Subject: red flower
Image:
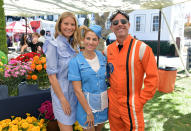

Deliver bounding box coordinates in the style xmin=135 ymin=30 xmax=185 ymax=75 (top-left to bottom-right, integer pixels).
xmin=38 ymin=100 xmax=55 ymax=121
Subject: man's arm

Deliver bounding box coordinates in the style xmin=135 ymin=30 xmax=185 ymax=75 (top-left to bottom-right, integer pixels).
xmin=139 ymin=45 xmax=159 ymax=105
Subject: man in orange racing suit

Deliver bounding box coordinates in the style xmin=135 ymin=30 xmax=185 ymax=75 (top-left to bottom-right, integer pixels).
xmin=107 ymin=10 xmax=159 ymax=131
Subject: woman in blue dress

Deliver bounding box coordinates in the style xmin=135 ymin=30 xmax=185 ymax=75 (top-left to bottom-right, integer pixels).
xmin=43 ymin=12 xmax=79 ymax=131
xmin=68 ymin=25 xmax=108 ymax=131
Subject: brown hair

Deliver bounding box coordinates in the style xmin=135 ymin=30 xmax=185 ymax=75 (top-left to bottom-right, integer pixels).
xmin=32 ymin=32 xmax=40 ymax=38
xmin=55 ymin=12 xmax=79 ymax=51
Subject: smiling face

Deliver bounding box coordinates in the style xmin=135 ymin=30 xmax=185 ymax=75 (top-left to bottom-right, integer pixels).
xmin=110 ymin=13 xmax=130 ymax=41
xmin=60 ymin=16 xmax=76 ymax=40
xmin=83 ymin=31 xmax=99 ymax=52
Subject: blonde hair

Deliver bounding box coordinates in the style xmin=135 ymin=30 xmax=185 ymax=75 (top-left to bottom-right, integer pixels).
xmin=55 ymin=12 xmax=79 ymax=51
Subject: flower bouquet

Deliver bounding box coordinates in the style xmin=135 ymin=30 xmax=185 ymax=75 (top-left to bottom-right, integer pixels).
xmin=13 ymin=52 xmax=40 ymax=62
xmin=38 ymin=100 xmax=60 ymax=131
xmin=3 ymin=59 xmax=32 ymax=96
xmin=38 ymin=100 xmax=54 ymax=121
xmin=0 ymin=113 xmax=47 ymax=131
xmin=26 ymin=55 xmax=50 ymax=90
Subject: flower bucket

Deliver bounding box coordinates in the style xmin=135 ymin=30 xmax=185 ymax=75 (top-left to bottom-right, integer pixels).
xmin=47 ymin=120 xmax=59 ymax=131
xmin=8 ymin=84 xmax=19 ymax=96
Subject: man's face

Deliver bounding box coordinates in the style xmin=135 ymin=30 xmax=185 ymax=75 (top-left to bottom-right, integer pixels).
xmin=110 ymin=13 xmax=130 ymax=39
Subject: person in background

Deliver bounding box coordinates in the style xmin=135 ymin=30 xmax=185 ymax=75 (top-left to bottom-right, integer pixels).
xmin=68 ymin=25 xmax=108 ymax=131
xmin=43 ymin=12 xmax=79 ymax=131
xmin=38 ymin=29 xmax=46 ymax=43
xmin=107 ymin=10 xmax=159 ymax=131
xmin=21 ymin=33 xmax=43 ymax=54
xmin=6 ymin=35 xmax=12 ymax=47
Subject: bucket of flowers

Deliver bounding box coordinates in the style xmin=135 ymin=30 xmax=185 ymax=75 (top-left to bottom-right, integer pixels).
xmin=0 ymin=113 xmax=47 ymax=130
xmin=3 ymin=59 xmax=32 ymax=96
xmin=26 ymin=55 xmax=50 ymax=90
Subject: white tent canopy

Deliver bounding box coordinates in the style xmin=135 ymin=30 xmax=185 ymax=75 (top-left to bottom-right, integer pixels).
xmin=3 ymin=0 xmax=191 ymax=76
xmin=3 ymin=0 xmax=191 ymax=16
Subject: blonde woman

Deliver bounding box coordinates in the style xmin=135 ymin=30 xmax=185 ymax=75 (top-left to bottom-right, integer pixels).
xmin=68 ymin=25 xmax=108 ymax=131
xmin=43 ymin=12 xmax=79 ymax=131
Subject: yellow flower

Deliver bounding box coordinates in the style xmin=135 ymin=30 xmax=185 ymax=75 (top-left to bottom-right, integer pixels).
xmin=0 ymin=62 xmax=3 ymax=66
xmin=1 ymin=56 xmax=5 ymax=60
xmin=5 ymin=119 xmax=11 ymax=123
xmin=15 ymin=117 xmax=21 ymax=122
xmin=0 ymin=125 xmax=2 ymax=131
xmin=26 ymin=113 xmax=31 ymax=116
xmin=39 ymin=119 xmax=44 ymax=124
xmin=21 ymin=122 xmax=29 ymax=129
xmin=11 ymin=125 xmax=18 ymax=131
xmin=26 ymin=117 xmax=33 ymax=123
xmin=31 ymin=117 xmax=37 ymax=122
xmin=1 ymin=122 xmax=8 ymax=128
xmin=12 ymin=119 xmax=19 ymax=125
xmin=31 ymin=126 xmax=40 ymax=131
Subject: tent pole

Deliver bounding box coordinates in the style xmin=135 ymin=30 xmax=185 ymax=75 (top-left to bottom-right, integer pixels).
xmin=161 ymin=10 xmax=190 ymax=76
xmin=157 ymin=9 xmax=162 ymax=67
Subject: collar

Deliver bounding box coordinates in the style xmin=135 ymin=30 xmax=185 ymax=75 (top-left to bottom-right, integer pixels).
xmin=115 ymin=34 xmax=133 ymax=47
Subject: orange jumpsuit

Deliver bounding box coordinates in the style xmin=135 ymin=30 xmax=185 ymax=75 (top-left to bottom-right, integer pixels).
xmin=107 ymin=35 xmax=159 ymax=131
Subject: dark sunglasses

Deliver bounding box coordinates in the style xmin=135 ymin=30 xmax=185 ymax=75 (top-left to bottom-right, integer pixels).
xmin=112 ymin=19 xmax=128 ymax=26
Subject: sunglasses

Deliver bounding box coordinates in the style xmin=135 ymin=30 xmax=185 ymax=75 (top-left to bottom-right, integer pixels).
xmin=112 ymin=19 xmax=128 ymax=26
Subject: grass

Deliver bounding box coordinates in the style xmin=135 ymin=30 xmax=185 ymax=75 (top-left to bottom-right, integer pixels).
xmin=102 ymin=70 xmax=191 ymax=131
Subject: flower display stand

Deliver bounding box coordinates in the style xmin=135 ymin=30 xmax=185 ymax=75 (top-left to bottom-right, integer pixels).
xmin=0 ymin=85 xmax=8 ymax=99
xmin=0 ymin=84 xmax=51 ymax=120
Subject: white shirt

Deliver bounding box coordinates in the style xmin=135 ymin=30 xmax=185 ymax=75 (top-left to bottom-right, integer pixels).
xmin=38 ymin=36 xmax=45 ymax=43
xmin=86 ymin=54 xmax=100 ymax=72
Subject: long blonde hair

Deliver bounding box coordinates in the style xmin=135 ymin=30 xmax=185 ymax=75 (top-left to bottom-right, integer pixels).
xmin=55 ymin=12 xmax=79 ymax=51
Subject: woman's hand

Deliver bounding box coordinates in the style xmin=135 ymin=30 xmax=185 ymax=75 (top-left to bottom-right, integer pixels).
xmin=60 ymin=98 xmax=71 ymax=116
xmin=84 ymin=111 xmax=94 ymax=127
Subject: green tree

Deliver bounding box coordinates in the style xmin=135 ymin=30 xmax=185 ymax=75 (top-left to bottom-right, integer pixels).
xmin=0 ymin=0 xmax=8 ymax=55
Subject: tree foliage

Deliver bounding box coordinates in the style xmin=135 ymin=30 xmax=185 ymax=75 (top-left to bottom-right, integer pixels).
xmin=0 ymin=0 xmax=8 ymax=55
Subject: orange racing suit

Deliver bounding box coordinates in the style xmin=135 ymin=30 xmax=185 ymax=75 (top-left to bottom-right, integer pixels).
xmin=107 ymin=35 xmax=158 ymax=131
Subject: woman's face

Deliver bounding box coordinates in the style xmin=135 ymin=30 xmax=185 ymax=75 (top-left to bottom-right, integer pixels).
xmin=83 ymin=31 xmax=99 ymax=52
xmin=60 ymin=16 xmax=76 ymax=40
xmin=32 ymin=35 xmax=39 ymax=44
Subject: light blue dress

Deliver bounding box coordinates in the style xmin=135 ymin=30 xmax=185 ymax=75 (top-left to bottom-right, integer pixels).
xmin=68 ymin=50 xmax=108 ymax=128
xmin=43 ymin=35 xmax=77 ymax=125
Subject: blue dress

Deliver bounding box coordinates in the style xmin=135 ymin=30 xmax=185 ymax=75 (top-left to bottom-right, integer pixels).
xmin=43 ymin=35 xmax=77 ymax=125
xmin=68 ymin=50 xmax=108 ymax=128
